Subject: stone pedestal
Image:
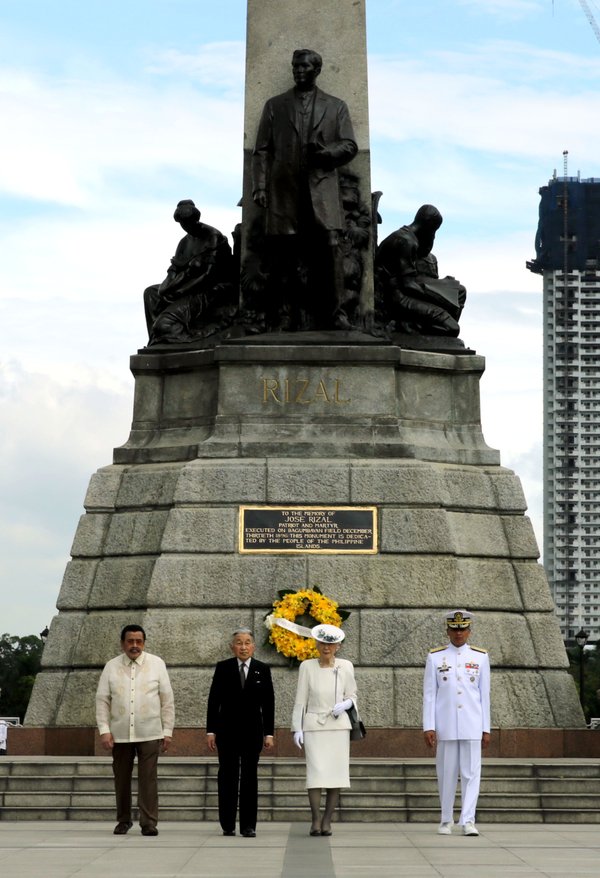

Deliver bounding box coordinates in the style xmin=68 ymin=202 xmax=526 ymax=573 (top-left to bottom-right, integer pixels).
xmin=25 ymin=338 xmax=585 ymax=746
xmin=116 ymin=336 xmax=496 ymax=464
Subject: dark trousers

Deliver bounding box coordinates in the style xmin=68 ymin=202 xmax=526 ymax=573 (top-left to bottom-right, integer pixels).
xmin=112 ymin=739 xmax=160 ymax=828
xmin=264 ymin=228 xmax=345 ymax=331
xmin=216 ymin=741 xmax=260 ymax=832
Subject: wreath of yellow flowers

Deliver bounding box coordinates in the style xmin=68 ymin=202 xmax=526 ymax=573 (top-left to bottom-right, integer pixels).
xmin=264 ymin=587 xmax=350 ymax=662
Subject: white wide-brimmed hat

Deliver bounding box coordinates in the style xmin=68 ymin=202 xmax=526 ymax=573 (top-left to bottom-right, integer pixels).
xmin=311 ymin=624 xmax=345 ymax=644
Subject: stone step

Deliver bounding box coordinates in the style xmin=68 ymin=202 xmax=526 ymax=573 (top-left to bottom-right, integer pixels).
xmin=6 ymin=760 xmax=600 ymax=778
xmin=2 ymin=789 xmax=599 ymax=808
xmin=2 ymin=803 xmax=600 ymax=824
xmin=5 ymin=773 xmax=600 ymax=795
xmin=2 ymin=759 xmax=600 ymax=822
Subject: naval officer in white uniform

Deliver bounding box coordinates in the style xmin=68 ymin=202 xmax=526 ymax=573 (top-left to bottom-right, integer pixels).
xmin=423 ymin=609 xmax=490 ymax=837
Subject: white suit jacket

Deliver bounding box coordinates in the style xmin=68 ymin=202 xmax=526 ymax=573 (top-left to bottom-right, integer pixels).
xmin=291 ymin=658 xmax=357 ymax=732
xmin=423 ymin=642 xmax=490 ymax=741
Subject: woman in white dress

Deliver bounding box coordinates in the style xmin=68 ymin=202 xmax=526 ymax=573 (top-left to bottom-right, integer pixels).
xmin=291 ymin=624 xmax=358 ymax=836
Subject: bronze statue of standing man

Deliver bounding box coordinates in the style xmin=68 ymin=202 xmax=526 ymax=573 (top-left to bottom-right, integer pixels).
xmin=251 ymin=49 xmax=358 ymax=331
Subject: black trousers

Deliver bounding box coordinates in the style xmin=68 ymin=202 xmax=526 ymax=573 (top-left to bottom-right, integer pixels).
xmin=216 ymin=740 xmax=261 ymax=832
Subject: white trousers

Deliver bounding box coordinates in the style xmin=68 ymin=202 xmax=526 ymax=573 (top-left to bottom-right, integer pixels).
xmin=435 ymin=739 xmax=481 ymax=825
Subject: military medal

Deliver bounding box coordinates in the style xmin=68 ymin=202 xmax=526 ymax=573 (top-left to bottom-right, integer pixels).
xmin=438 ymin=658 xmax=450 ymax=681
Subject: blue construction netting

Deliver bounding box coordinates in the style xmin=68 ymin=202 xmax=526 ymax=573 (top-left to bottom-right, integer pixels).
xmin=528 ymin=177 xmax=600 ymax=273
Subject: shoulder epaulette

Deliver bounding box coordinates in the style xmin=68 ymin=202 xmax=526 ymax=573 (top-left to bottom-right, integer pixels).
xmin=470 ymin=646 xmax=488 ymax=653
xmin=429 ymin=645 xmax=447 ymax=653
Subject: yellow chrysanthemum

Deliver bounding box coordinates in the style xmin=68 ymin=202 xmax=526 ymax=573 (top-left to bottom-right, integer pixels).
xmin=268 ymin=589 xmax=344 ymax=661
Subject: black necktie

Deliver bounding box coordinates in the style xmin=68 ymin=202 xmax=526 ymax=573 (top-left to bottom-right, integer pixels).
xmin=240 ymin=662 xmax=246 ymax=688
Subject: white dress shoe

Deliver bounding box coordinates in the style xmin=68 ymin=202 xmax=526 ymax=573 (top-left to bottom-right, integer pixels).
xmin=437 ymin=822 xmax=452 ymax=835
xmin=463 ymin=822 xmax=479 ymax=836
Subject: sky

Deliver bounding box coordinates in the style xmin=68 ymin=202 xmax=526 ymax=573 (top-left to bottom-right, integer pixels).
xmin=1 ymin=0 xmax=600 ymax=637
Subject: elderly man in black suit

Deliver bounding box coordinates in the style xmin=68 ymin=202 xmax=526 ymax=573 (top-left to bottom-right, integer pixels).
xmin=251 ymin=48 xmax=358 ymax=330
xmin=206 ymin=628 xmax=275 ymax=837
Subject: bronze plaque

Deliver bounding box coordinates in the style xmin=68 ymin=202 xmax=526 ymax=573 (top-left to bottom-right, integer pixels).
xmin=239 ymin=506 xmax=377 ymax=554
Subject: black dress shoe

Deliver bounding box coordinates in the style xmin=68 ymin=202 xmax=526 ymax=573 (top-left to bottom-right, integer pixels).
xmin=141 ymin=826 xmax=159 ymax=836
xmin=113 ymin=821 xmax=133 ymax=835
xmin=222 ymin=830 xmax=236 ymax=836
xmin=241 ymin=828 xmax=256 ymax=837
xmin=320 ymin=829 xmax=332 ymax=836
xmin=309 ymin=829 xmax=321 ymax=837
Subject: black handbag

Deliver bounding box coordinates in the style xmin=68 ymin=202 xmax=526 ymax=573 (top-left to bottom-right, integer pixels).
xmin=346 ymin=703 xmax=366 ymax=741
xmin=335 ymin=666 xmax=366 ymax=740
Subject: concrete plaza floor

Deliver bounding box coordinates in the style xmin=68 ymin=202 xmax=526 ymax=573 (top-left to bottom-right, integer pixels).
xmin=1 ymin=821 xmax=600 ymax=878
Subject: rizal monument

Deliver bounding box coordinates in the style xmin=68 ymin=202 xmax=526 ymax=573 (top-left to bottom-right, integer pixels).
xmin=23 ymin=0 xmax=586 ymax=757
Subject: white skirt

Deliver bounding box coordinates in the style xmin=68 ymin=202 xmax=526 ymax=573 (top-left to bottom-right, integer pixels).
xmin=304 ymin=729 xmax=350 ymax=789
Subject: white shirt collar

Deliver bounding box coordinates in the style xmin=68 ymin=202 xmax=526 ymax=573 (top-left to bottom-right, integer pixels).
xmin=121 ymin=651 xmax=146 ymax=667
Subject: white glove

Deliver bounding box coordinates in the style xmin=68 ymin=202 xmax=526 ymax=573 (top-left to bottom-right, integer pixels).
xmin=293 ymin=731 xmax=304 ymax=749
xmin=332 ymin=698 xmax=353 ymax=717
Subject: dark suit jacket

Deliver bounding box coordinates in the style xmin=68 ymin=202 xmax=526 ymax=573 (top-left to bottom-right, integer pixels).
xmin=252 ymin=86 xmax=357 ymax=235
xmin=206 ymin=657 xmax=275 ymax=752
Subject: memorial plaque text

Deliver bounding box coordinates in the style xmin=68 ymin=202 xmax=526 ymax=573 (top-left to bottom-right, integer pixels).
xmin=239 ymin=506 xmax=377 ymax=553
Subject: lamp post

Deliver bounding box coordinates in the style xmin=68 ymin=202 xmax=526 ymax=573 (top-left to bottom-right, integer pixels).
xmin=575 ymin=628 xmax=589 ymax=713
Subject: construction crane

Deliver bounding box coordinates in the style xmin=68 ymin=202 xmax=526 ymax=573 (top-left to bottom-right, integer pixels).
xmin=552 ymin=0 xmax=600 ymax=44
xmin=578 ymin=0 xmax=600 ymax=44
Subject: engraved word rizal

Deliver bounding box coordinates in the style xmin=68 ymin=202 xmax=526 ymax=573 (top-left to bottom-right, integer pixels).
xmin=261 ymin=377 xmax=350 ymax=405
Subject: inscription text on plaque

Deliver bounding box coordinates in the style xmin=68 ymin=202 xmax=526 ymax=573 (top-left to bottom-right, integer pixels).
xmin=239 ymin=506 xmax=377 ymax=553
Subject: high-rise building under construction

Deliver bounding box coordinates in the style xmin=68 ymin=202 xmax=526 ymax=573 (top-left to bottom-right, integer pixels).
xmin=528 ymin=169 xmax=600 ymax=642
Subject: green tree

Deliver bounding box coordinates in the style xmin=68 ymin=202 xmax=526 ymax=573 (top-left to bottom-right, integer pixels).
xmin=566 ymin=645 xmax=600 ymax=723
xmin=0 ymin=634 xmax=44 ymax=722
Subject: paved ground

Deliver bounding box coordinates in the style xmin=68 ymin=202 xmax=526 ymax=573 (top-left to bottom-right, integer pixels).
xmin=1 ymin=822 xmax=600 ymax=877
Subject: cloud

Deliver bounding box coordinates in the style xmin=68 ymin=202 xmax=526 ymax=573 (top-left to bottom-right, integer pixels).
xmin=0 ymin=45 xmax=245 ymax=208
xmin=459 ymin=288 xmax=544 ymax=548
xmin=368 ymin=38 xmax=600 ymax=283
xmin=0 ymin=201 xmax=240 ymax=307
xmin=146 ymin=41 xmax=245 ymax=91
xmin=368 ymin=42 xmax=600 ymax=165
xmin=0 ymin=361 xmax=132 ymax=636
